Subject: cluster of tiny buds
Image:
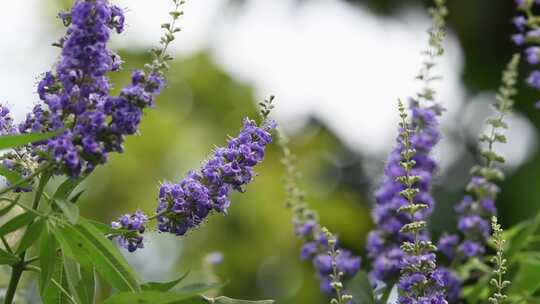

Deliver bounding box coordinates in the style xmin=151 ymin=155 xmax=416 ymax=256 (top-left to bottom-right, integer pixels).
xmin=147 ymin=0 xmax=186 ymax=73
xmin=323 ymin=228 xmax=353 ymax=304
xmin=488 ymin=216 xmax=510 ymax=304
xmin=259 ymin=95 xmax=275 ymax=121
xmin=513 ymin=0 xmax=540 ymax=108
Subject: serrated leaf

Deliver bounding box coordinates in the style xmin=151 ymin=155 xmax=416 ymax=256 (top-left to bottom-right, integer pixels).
xmin=104 ymin=282 xmax=222 ymax=304
xmin=345 ymin=271 xmax=375 ymax=304
xmin=15 ymin=217 xmax=46 ymax=254
xmin=0 ymin=131 xmax=59 ymax=150
xmin=141 ymin=270 xmax=190 ymax=291
xmin=0 ymin=212 xmax=37 ymax=237
xmin=55 ymin=219 xmax=141 ymax=292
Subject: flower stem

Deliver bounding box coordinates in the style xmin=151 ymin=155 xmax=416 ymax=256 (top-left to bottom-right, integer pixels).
xmin=3 ymin=167 xmax=50 ymax=304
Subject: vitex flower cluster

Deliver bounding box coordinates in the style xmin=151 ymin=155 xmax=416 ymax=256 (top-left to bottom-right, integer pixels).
xmin=435 ymin=55 xmax=520 ymax=300
xmin=4 ymin=0 xmax=184 ymax=179
xmin=366 ymin=0 xmax=447 ymax=283
xmin=394 ymin=101 xmax=448 ymax=304
xmin=111 ymin=98 xmax=276 ymax=252
xmin=513 ymin=0 xmax=540 ymax=108
xmin=279 ymin=130 xmax=360 ymax=299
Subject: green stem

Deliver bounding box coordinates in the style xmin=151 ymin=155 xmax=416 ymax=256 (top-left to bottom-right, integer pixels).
xmin=148 ymin=209 xmax=168 ymax=221
xmin=4 ymin=266 xmax=24 ymax=304
xmin=3 ymin=167 xmax=50 ymax=304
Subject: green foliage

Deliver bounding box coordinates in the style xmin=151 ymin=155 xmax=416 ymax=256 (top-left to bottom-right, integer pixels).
xmin=205 ymin=297 xmax=275 ymax=304
xmin=344 ymin=271 xmax=375 ymax=304
xmin=0 ymin=212 xmax=37 ymax=237
xmin=141 ymin=271 xmax=191 ymax=291
xmin=54 ymin=218 xmax=141 ymax=292
xmin=15 ymin=217 xmax=45 ymax=254
xmin=39 ymin=225 xmax=58 ymax=295
xmin=103 ymin=282 xmax=222 ymax=304
xmin=0 ymin=131 xmax=59 ymax=151
xmin=0 ymin=248 xmax=19 ymax=266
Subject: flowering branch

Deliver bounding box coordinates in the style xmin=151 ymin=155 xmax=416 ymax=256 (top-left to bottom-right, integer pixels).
xmin=395 ymin=100 xmax=447 ymax=304
xmin=452 ymin=54 xmax=520 ymax=262
xmin=488 ymin=216 xmax=510 ymax=304
xmin=278 ymin=130 xmax=360 ymax=299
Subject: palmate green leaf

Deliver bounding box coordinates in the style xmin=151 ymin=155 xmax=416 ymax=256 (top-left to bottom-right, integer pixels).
xmin=345 ymin=271 xmax=375 ymax=304
xmin=0 ymin=131 xmax=59 ymax=150
xmin=0 ymin=212 xmax=37 ymax=237
xmin=104 ymin=282 xmax=222 ymax=304
xmin=209 ymin=297 xmax=275 ymax=304
xmin=15 ymin=217 xmax=46 ymax=254
xmin=0 ymin=247 xmax=19 ymax=265
xmin=54 ymin=219 xmax=141 ymax=292
xmin=141 ymin=270 xmax=190 ymax=291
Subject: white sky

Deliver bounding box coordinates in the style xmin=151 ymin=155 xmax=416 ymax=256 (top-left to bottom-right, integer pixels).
xmin=0 ymin=0 xmax=536 ymax=170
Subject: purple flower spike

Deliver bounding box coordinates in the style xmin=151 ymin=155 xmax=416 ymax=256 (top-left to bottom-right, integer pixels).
xmin=156 ymin=118 xmax=275 ymax=236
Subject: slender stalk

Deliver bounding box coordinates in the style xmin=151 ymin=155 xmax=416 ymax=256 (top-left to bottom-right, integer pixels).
xmin=3 ymin=167 xmax=50 ymax=304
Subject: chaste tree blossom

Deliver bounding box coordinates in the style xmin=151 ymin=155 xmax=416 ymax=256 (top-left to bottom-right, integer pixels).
xmin=111 ymin=98 xmax=276 ymax=252
xmin=366 ymin=0 xmax=447 ymax=283
xmin=395 ymin=101 xmax=448 ymax=304
xmin=155 ymin=117 xmax=275 ymax=235
xmin=279 ymin=129 xmax=360 ymax=299
xmin=13 ymin=0 xmax=172 ymax=178
xmin=513 ymin=0 xmax=540 ymax=108
xmin=441 ymin=55 xmax=520 ymax=265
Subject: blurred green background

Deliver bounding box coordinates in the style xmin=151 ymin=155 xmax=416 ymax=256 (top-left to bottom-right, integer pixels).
xmin=5 ymin=0 xmax=540 ymax=303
